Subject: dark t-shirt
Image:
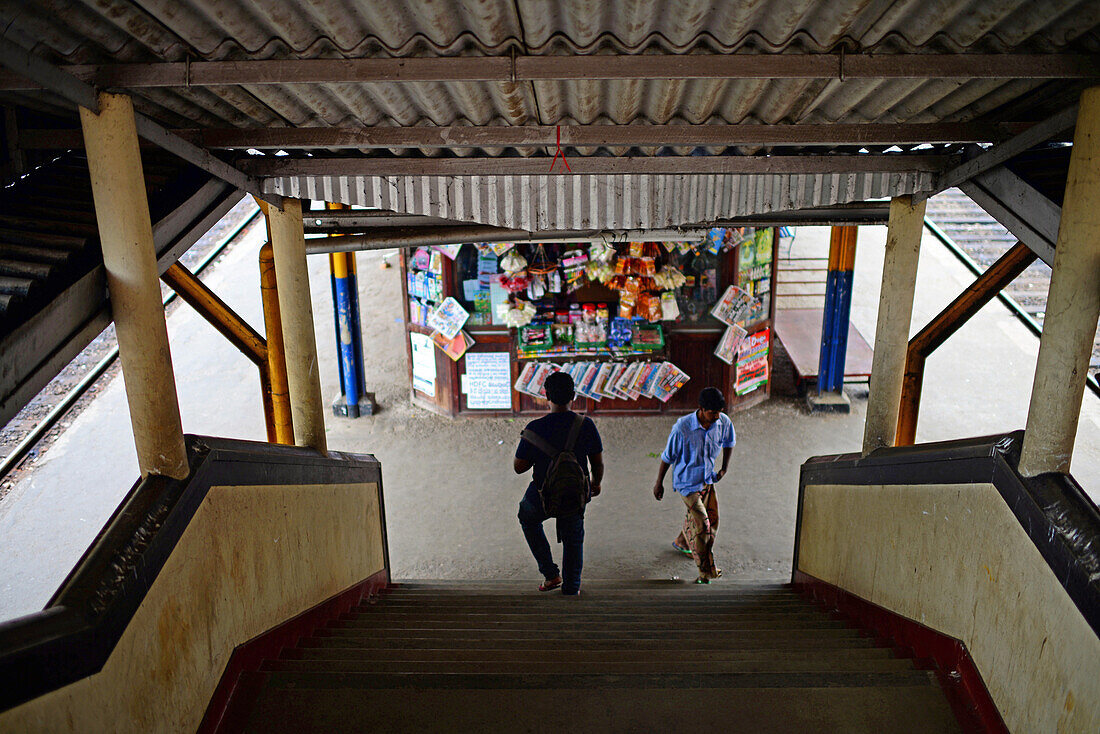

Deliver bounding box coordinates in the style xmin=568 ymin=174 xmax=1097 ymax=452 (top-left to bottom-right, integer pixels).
xmin=516 ymin=411 xmax=603 ymax=489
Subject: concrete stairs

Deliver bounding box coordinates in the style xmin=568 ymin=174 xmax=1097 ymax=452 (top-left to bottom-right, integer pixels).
xmin=218 ymin=580 xmax=962 ymax=733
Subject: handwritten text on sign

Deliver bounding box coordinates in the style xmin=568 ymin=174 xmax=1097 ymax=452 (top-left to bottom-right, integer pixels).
xmin=465 ymin=351 xmax=512 ymax=409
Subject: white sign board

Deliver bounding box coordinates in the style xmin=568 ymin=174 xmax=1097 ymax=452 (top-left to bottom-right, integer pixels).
xmin=409 ymin=332 xmax=436 ymax=396
xmin=464 ymin=351 xmax=512 ymax=409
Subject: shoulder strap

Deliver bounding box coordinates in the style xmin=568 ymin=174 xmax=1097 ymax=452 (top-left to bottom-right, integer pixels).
xmin=564 ymin=413 xmax=585 ymax=452
xmin=521 ymin=413 xmax=586 ymax=457
xmin=520 ymin=428 xmax=559 ymax=458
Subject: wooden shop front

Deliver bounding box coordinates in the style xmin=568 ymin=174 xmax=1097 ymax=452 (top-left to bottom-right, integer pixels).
xmin=400 ymin=228 xmax=779 ymax=417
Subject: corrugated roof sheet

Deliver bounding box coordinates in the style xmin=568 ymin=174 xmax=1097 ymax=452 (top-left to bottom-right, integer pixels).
xmin=270 ymin=170 xmax=934 ymax=231
xmin=1 ymin=0 xmax=1097 ymax=145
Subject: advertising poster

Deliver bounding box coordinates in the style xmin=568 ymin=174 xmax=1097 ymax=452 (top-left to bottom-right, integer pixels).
xmin=409 ymin=332 xmax=437 ymax=397
xmin=735 ymin=328 xmax=770 ymax=395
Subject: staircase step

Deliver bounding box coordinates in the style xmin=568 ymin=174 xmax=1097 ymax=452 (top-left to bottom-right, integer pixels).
xmin=284 ymin=645 xmax=899 ymax=663
xmin=305 ymin=632 xmax=874 ymax=650
xmin=234 ymin=682 xmax=961 ymax=733
xmin=290 ymin=638 xmax=884 ymax=655
xmin=389 ymin=579 xmax=791 ymax=588
xmin=318 ymin=624 xmax=857 ymax=639
xmin=263 ymin=657 xmax=917 ymax=675
xmin=335 ymin=612 xmax=839 ymax=626
xmin=355 ymin=603 xmax=817 ymax=616
xmin=249 ymin=668 xmax=940 ymax=691
xmin=379 ymin=591 xmax=803 ymax=601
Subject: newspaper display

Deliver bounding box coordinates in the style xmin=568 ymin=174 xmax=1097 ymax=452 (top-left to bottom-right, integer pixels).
xmin=714 ymin=323 xmax=748 ymax=365
xmin=710 ymin=285 xmax=755 ymax=326
xmin=651 ymin=362 xmax=690 ymax=402
xmin=514 ymin=360 xmax=689 ymax=403
xmin=426 ymin=297 xmax=470 ymax=340
xmin=431 ymin=329 xmax=475 ymax=361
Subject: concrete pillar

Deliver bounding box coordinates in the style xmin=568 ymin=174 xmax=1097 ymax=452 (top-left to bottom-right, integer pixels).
xmin=863 ymin=195 xmax=927 ymax=455
xmin=263 ymin=197 xmax=327 ymax=454
xmin=1019 ymin=88 xmax=1100 ymax=477
xmin=79 ymin=93 xmax=188 ymax=479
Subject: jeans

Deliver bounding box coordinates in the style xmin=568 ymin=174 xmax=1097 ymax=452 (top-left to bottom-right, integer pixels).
xmin=518 ymin=483 xmax=585 ymax=594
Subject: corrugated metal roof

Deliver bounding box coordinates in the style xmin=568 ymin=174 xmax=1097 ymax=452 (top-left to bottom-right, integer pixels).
xmin=1 ymin=0 xmax=1096 ymax=143
xmin=1 ymin=1 xmax=1095 ymax=228
xmin=270 ymin=170 xmax=933 ymax=231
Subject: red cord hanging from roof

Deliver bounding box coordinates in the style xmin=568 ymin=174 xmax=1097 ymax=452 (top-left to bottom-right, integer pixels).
xmin=549 ymin=125 xmax=571 ymax=172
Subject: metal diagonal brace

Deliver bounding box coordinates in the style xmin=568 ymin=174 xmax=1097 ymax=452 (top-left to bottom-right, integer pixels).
xmin=0 ymin=36 xmax=268 ymax=202
xmin=895 ymin=242 xmax=1037 ymax=446
xmin=930 ymin=106 xmax=1078 ymax=196
xmin=160 ymin=263 xmax=285 ymax=444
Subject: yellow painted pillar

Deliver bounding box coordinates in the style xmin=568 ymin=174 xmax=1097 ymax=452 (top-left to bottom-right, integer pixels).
xmin=260 ymin=197 xmax=327 ymax=454
xmin=1019 ymin=87 xmax=1100 ymax=477
xmin=79 ymin=92 xmax=188 ymax=479
xmin=863 ymin=195 xmax=927 ymax=456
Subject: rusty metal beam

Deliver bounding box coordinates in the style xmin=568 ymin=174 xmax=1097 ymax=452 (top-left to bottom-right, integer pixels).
xmin=895 ymin=242 xmax=1037 ymax=446
xmin=933 ymin=106 xmax=1079 ymax=194
xmin=14 ymin=122 xmax=1023 ymax=152
xmin=160 ymin=263 xmax=267 ymax=366
xmin=247 ymin=153 xmax=950 ymax=178
xmin=161 ymin=261 xmax=286 ymax=444
xmin=0 ymin=54 xmax=1097 ymax=91
xmin=0 ymin=37 xmax=264 ymax=198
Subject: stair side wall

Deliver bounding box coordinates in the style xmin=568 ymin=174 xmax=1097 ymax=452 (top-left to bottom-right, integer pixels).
xmin=0 ymin=480 xmax=386 ymax=734
xmin=796 ymin=481 xmax=1100 ymax=733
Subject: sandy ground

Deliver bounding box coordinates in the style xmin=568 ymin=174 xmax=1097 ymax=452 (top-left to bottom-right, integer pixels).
xmin=0 ymin=218 xmax=1097 ymax=620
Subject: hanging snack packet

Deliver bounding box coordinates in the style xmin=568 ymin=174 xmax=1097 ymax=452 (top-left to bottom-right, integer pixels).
xmin=618 ymin=289 xmax=636 ymax=319
xmin=660 ymin=291 xmax=680 ymax=321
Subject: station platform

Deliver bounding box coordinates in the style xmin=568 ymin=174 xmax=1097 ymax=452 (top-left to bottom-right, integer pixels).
xmin=774 ymin=308 xmax=874 ymax=386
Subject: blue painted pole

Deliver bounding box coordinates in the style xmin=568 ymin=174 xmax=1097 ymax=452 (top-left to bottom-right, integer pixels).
xmin=347 ymin=253 xmax=368 ymax=398
xmin=818 ymin=226 xmax=857 ymax=394
xmin=332 ymin=252 xmax=360 ymax=410
xmin=328 ymin=254 xmax=347 ymax=400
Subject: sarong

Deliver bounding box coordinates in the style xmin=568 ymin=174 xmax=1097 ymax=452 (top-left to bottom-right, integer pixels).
xmin=677 ymin=484 xmax=719 ymax=580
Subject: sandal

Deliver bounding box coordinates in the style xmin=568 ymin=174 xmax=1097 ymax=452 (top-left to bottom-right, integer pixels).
xmin=672 ymin=541 xmax=693 ymax=557
xmin=539 ymin=576 xmax=562 ymax=592
xmin=694 ymin=577 xmax=710 ymax=585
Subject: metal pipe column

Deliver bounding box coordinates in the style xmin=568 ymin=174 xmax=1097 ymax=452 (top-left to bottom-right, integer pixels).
xmin=330 ymin=250 xmax=361 ymax=414
xmin=258 ymin=196 xmax=327 ymax=454
xmin=325 ymin=202 xmax=375 ymax=418
xmin=78 ymin=92 xmax=188 ymax=479
xmin=259 ymin=243 xmax=294 ymax=444
xmin=817 ymin=226 xmax=858 ymax=394
xmin=863 ymin=195 xmax=926 ymax=456
xmin=1019 ymin=86 xmax=1100 ymax=476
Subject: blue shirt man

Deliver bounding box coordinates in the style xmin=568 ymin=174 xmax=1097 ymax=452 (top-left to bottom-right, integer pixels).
xmin=652 ymin=387 xmax=735 ymax=583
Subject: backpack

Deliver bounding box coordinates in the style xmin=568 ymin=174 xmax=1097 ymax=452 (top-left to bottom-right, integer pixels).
xmin=520 ymin=414 xmax=592 ymax=518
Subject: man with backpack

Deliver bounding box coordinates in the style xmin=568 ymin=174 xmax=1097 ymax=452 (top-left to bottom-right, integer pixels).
xmin=514 ymin=371 xmax=603 ymax=596
xmin=652 ymin=386 xmax=736 ymax=584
